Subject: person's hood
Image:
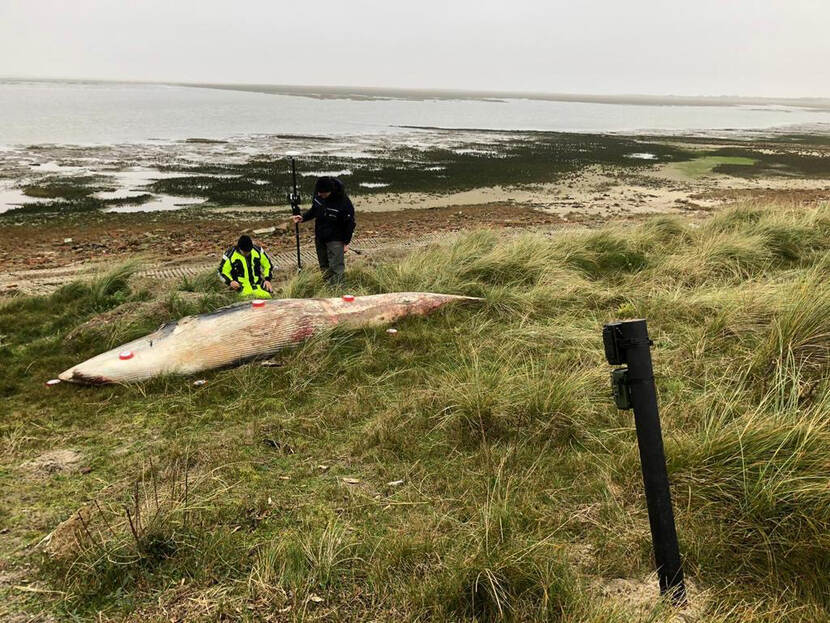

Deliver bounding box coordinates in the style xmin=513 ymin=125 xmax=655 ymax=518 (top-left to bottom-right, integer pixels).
xmin=329 ymin=177 xmax=346 ymax=197
xmin=315 ymin=175 xmax=345 ymax=196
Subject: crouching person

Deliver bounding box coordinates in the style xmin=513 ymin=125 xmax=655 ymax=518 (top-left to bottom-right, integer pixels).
xmin=218 ymin=235 xmax=274 ymax=298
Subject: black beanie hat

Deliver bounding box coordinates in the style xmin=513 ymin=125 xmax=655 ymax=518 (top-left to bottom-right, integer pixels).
xmin=237 ymin=235 xmax=253 ymax=252
xmin=316 ymin=176 xmax=335 ymax=193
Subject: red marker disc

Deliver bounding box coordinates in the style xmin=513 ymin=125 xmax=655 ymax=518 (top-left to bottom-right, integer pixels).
xmin=119 ymin=351 xmax=134 ymax=360
xmin=342 ymin=294 xmax=355 ymax=302
xmin=252 ymin=299 xmax=266 ymax=308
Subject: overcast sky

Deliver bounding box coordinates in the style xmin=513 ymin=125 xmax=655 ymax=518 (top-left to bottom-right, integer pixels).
xmin=1 ymin=0 xmax=828 ymax=97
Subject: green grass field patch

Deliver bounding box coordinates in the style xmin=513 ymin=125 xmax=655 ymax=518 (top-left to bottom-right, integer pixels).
xmin=674 ymin=156 xmax=757 ymax=178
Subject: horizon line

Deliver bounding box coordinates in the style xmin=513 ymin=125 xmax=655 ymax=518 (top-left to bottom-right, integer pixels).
xmin=2 ymin=75 xmax=830 ymax=106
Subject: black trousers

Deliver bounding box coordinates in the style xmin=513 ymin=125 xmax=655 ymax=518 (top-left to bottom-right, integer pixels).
xmin=315 ymin=239 xmax=345 ymax=283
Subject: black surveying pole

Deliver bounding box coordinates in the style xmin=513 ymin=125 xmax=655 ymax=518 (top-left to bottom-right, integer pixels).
xmin=287 ymin=158 xmax=302 ymax=271
xmin=602 ymin=319 xmax=686 ymax=606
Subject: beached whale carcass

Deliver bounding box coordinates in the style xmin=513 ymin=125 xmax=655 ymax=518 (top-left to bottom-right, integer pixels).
xmin=58 ymin=292 xmax=478 ymax=384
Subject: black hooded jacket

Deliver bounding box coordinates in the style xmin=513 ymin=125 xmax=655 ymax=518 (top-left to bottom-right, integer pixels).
xmin=301 ymin=177 xmax=356 ymax=245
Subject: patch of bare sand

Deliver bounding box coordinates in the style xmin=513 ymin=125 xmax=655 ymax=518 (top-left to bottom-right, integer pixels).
xmin=213 ymin=170 xmax=695 ymax=216
xmin=210 ymin=164 xmax=731 ymax=218
xmin=600 ymin=574 xmax=706 ymax=622
xmin=353 ymin=168 xmax=702 ymax=216
xmin=21 ymin=450 xmax=83 ymax=476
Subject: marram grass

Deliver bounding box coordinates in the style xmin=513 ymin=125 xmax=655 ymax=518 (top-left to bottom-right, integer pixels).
xmin=1 ymin=201 xmax=829 ymax=621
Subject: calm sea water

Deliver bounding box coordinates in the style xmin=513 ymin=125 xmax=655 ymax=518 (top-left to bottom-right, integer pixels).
xmin=2 ymin=80 xmax=829 ymax=214
xmin=2 ymin=80 xmax=830 ymax=146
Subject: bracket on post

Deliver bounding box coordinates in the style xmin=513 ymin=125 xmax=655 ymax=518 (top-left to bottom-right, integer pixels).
xmin=610 ymin=368 xmax=632 ymax=410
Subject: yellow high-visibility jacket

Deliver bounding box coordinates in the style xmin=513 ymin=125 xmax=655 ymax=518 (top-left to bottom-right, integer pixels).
xmin=218 ymin=244 xmax=274 ymax=297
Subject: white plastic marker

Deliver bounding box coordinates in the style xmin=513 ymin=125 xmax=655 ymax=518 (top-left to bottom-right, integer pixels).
xmin=386 ymin=328 xmax=398 ymax=334
xmin=45 ymin=379 xmax=61 ymax=386
xmin=193 ymin=379 xmax=207 ymax=386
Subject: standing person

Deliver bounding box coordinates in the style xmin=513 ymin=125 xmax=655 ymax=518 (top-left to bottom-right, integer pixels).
xmin=291 ymin=176 xmax=355 ymax=285
xmin=217 ymin=235 xmax=274 ymax=298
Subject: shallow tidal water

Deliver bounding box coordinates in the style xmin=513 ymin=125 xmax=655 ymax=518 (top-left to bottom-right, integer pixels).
xmin=3 ymin=80 xmax=830 ymax=146
xmin=2 ymin=80 xmax=829 ymax=214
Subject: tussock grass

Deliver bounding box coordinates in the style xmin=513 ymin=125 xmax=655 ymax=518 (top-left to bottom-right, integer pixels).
xmin=249 ymin=519 xmax=363 ymax=606
xmin=41 ymin=458 xmax=236 ymax=600
xmin=2 ymin=201 xmax=829 ymax=621
xmin=670 ymin=361 xmax=830 ymax=591
xmin=751 ymin=270 xmax=830 ymax=382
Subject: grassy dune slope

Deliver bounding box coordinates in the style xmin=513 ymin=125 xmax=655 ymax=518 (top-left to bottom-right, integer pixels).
xmin=1 ymin=203 xmax=829 ymax=621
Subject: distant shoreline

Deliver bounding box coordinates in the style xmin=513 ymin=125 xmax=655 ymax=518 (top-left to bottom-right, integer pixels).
xmin=173 ymin=82 xmax=830 ymax=110
xmin=3 ymin=76 xmax=830 ymax=110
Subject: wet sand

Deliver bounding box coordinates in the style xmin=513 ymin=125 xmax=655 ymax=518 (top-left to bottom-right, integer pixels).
xmin=214 ymin=163 xmax=830 ymax=217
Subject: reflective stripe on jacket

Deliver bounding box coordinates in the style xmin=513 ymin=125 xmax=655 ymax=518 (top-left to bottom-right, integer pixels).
xmin=217 ymin=245 xmax=274 ymax=294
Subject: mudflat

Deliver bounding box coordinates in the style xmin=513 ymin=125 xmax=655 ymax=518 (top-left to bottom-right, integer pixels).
xmin=1 ymin=128 xmax=829 ymax=293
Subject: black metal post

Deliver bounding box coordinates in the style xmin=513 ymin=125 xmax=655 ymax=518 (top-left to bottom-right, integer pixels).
xmin=603 ymin=319 xmax=686 ymax=605
xmin=288 ymin=158 xmax=302 ymax=271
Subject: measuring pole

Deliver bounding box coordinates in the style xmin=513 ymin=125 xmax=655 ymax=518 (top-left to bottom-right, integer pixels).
xmin=602 ymin=319 xmax=686 ymax=606
xmin=287 ymin=158 xmax=302 ymax=271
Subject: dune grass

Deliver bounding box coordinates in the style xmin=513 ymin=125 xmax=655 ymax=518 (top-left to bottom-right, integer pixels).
xmin=1 ymin=201 xmax=829 ymax=621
